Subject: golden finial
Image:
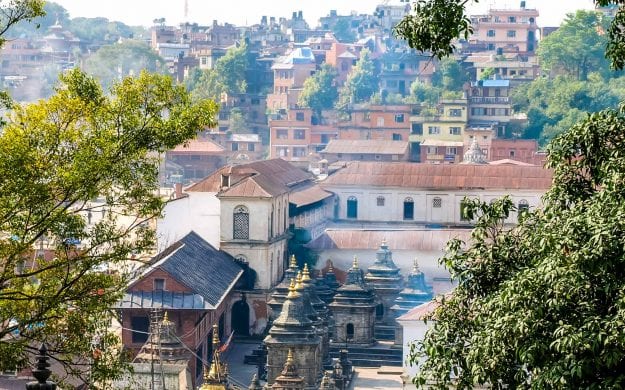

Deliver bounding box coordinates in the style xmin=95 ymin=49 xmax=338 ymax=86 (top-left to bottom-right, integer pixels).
xmin=287 ymin=278 xmax=297 ymax=298
xmin=302 ymin=263 xmax=311 ymax=282
xmin=413 ymin=257 xmax=420 ymax=273
xmin=352 ymin=255 xmax=359 ymax=269
xmin=203 ymin=364 xmax=211 ymax=380
xmin=295 ymin=271 xmax=303 ymax=290
xmin=162 ymin=311 xmax=170 ymax=324
xmin=212 ymin=324 xmax=219 ymax=347
xmin=286 ymin=348 xmax=294 ymax=365
xmin=290 ymin=254 xmax=297 ymax=268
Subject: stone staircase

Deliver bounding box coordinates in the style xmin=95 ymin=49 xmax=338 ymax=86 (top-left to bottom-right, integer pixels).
xmin=374 ymin=324 xmax=396 ymax=341
xmin=328 ymin=341 xmax=403 ymax=368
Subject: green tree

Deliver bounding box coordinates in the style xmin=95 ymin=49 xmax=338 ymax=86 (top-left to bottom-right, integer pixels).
xmin=298 ymin=63 xmax=338 ymax=118
xmin=336 ymin=49 xmax=379 ymax=114
xmin=332 ymin=19 xmax=356 ymax=43
xmin=538 ymin=10 xmax=611 ymax=81
xmin=228 ymin=107 xmax=247 ymax=134
xmin=0 ymin=69 xmax=217 ymax=384
xmin=431 ymin=57 xmax=467 ymax=91
xmin=479 ymin=67 xmax=495 ymax=80
xmin=4 ymin=0 xmax=56 ymax=40
xmin=68 ymin=17 xmax=146 ymax=43
xmin=83 ymin=40 xmax=166 ymax=90
xmin=191 ymin=43 xmax=248 ymax=100
xmin=411 ymin=105 xmax=625 ymax=387
xmin=405 ymin=80 xmax=441 ymax=106
xmin=394 ymin=0 xmax=625 ymax=72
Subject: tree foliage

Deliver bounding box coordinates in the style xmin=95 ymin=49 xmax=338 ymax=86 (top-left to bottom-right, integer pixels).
xmin=83 ymin=40 xmax=166 ymax=90
xmin=431 ymin=57 xmax=468 ymax=91
xmin=336 ymin=49 xmax=378 ymax=114
xmin=190 ymin=43 xmax=248 ymax=101
xmin=511 ymin=73 xmax=625 ymax=143
xmin=298 ymin=63 xmax=338 ymax=117
xmin=395 ymin=0 xmax=625 ymax=72
xmin=0 ymin=0 xmax=45 ymax=43
xmin=411 ymin=104 xmax=625 ymax=388
xmin=538 ymin=10 xmax=611 ymax=81
xmin=0 ymin=69 xmax=217 ymax=384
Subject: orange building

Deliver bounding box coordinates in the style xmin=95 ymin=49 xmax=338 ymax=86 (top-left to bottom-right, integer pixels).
xmin=267 ymin=47 xmax=316 ymax=111
xmin=338 ymin=104 xmax=411 ymax=142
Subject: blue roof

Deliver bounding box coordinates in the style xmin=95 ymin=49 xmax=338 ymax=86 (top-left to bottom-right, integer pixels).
xmin=286 ymin=47 xmax=315 ymax=64
xmin=475 ymin=79 xmax=510 ymax=87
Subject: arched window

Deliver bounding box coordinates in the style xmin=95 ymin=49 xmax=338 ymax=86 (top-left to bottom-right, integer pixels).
xmin=518 ymin=199 xmax=529 ymax=218
xmin=347 ymin=196 xmax=358 ymax=219
xmin=376 ymin=196 xmax=385 ymax=206
xmin=233 ymin=205 xmax=249 ymax=239
xmin=403 ymin=197 xmax=414 ymax=220
xmin=432 ymin=197 xmax=442 ymax=208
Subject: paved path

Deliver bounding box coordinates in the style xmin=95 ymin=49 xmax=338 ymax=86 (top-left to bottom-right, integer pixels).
xmin=351 ymin=367 xmax=406 ymax=389
xmin=222 ymin=341 xmax=262 ymax=387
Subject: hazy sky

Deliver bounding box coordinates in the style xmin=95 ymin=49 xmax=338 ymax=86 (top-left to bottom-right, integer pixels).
xmin=52 ymin=0 xmax=596 ymax=28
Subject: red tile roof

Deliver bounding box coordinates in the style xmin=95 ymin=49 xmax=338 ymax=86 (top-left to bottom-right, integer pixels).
xmin=185 ymin=158 xmax=312 ymax=197
xmin=397 ymin=300 xmax=441 ymax=321
xmin=289 ymin=185 xmax=334 ymax=207
xmin=321 ymin=161 xmax=552 ymax=190
xmin=169 ymin=138 xmax=225 ymax=154
xmin=305 ymin=229 xmax=472 ymax=251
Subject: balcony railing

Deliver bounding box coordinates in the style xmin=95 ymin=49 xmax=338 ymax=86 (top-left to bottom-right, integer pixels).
xmin=470 ymin=96 xmax=510 ymax=104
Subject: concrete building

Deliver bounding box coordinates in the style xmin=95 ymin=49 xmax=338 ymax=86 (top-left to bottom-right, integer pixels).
xmin=468 ymin=79 xmax=514 ymax=137
xmin=338 ymin=104 xmax=411 ymax=142
xmin=267 ymin=47 xmax=316 ymax=111
xmin=468 ymin=3 xmax=539 ymax=54
xmin=320 ymin=139 xmax=409 ymax=163
xmin=320 ymin=161 xmax=552 ymax=225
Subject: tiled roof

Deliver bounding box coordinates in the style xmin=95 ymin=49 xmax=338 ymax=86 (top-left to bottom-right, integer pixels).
xmin=305 ymin=229 xmax=472 ymax=251
xmin=321 ymin=139 xmax=408 ymax=155
xmin=397 ymin=300 xmax=441 ymax=321
xmin=186 ymin=158 xmax=312 ymax=197
xmin=125 ymin=232 xmax=242 ymax=309
xmin=289 ymin=184 xmax=333 ymax=207
xmin=489 ymin=159 xmax=535 ymax=166
xmin=170 ymin=139 xmax=225 ymax=154
xmin=321 ymin=161 xmax=552 ymax=190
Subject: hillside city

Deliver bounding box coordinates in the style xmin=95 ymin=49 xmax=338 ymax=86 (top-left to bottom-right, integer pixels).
xmin=1 ymin=0 xmax=624 ymax=389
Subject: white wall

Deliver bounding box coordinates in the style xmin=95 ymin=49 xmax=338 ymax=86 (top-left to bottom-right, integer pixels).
xmin=398 ymin=317 xmax=434 ymax=379
xmin=324 ymin=185 xmax=543 ymax=225
xmin=157 ymin=192 xmax=221 ymax=250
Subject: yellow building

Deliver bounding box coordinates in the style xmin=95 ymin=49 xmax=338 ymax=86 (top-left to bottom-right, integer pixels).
xmin=409 ymin=99 xmax=468 ymax=163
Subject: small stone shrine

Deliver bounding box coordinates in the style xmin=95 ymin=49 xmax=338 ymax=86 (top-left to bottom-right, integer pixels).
xmin=270 ymin=349 xmax=305 ymax=390
xmin=364 ymin=239 xmax=403 ymax=325
xmin=392 ymin=257 xmax=433 ymax=316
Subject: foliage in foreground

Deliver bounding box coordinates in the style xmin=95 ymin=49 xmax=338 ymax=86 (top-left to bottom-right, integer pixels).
xmin=0 ymin=69 xmax=217 ymax=385
xmin=411 ymin=104 xmax=625 ymax=388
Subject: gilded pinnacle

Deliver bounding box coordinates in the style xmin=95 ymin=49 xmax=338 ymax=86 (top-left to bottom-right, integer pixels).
xmin=290 ymin=254 xmax=297 ymax=268
xmin=302 ymin=263 xmax=311 ymax=281
xmin=287 ymin=278 xmax=297 ymax=298
xmin=286 ymin=348 xmax=294 ymax=365
xmin=352 ymin=255 xmax=359 ymax=269
xmin=295 ymin=271 xmax=303 ymax=290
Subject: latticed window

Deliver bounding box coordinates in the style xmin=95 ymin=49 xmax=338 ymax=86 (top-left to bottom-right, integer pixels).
xmin=376 ymin=196 xmax=385 ymax=206
xmin=432 ymin=197 xmax=442 ymax=208
xmin=233 ymin=205 xmax=249 ymax=239
xmin=518 ymin=199 xmax=529 ymax=218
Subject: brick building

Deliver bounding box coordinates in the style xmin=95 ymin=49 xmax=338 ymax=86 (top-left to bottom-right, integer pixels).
xmin=338 ymin=104 xmax=411 ymax=142
xmin=117 ymin=231 xmax=243 ymax=388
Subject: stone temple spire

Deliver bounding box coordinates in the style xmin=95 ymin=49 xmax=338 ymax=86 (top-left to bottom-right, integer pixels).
xmin=365 ymin=240 xmax=403 ymax=326
xmin=392 ymin=256 xmax=433 ymax=316
xmin=462 ymin=139 xmax=487 ymax=164
xmin=268 ymin=255 xmax=301 ymax=319
xmin=271 ymin=349 xmax=305 ymax=389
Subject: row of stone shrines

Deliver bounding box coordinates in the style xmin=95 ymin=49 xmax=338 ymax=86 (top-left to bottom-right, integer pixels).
xmin=262 ymin=240 xmax=433 ymax=388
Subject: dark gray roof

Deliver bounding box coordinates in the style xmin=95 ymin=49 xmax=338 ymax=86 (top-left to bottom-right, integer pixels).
xmin=126 ymin=231 xmax=242 ymax=309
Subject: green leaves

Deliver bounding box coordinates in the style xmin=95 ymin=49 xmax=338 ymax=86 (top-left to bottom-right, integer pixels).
xmin=298 ymin=63 xmax=338 ymax=117
xmin=0 ymin=69 xmax=216 ymax=383
xmin=410 ymin=106 xmax=625 ymax=387
xmin=394 ymin=0 xmax=476 ymax=59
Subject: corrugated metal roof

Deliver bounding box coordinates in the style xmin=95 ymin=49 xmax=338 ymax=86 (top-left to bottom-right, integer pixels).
xmin=321 ymin=161 xmax=552 ymax=190
xmin=117 ymin=291 xmax=211 ymax=309
xmin=421 ymin=139 xmax=464 ymax=147
xmin=290 ymin=184 xmax=333 ymax=207
xmin=397 ymin=300 xmax=441 ymax=321
xmin=321 ymin=140 xmax=408 ymax=155
xmin=305 ymin=229 xmax=472 ymax=251
xmin=170 ymin=139 xmax=225 ymax=154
